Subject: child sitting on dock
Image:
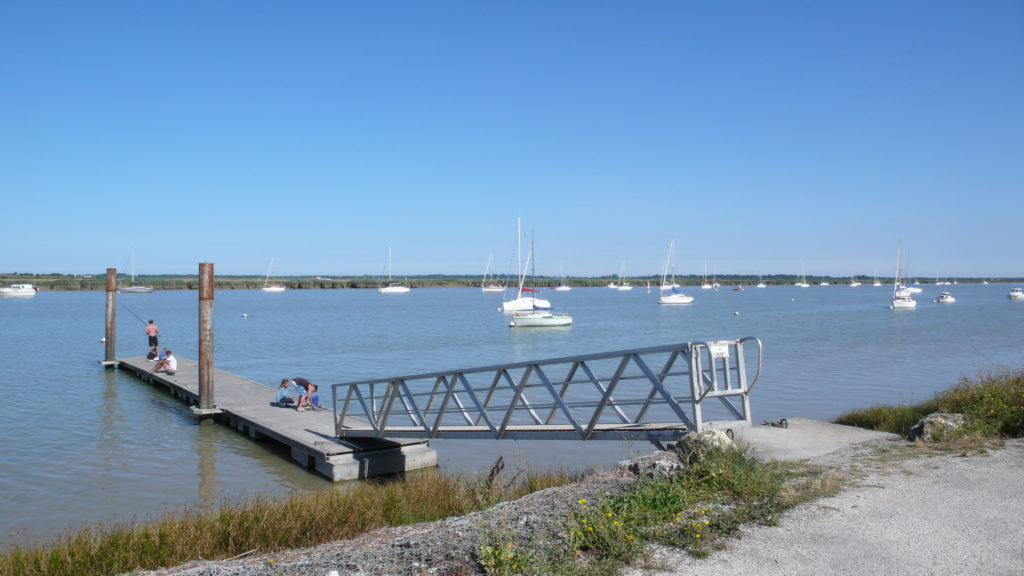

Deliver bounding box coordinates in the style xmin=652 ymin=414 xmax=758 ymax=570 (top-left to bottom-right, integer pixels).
xmin=150 ymin=349 xmax=177 ymax=375
xmin=275 ymin=379 xmax=302 ymax=407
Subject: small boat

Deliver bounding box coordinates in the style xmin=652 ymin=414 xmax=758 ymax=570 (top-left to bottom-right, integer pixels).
xmin=1009 ymin=288 xmax=1024 ymax=301
xmin=658 ymin=239 xmax=695 ymax=305
xmin=261 ymin=258 xmax=287 ymax=293
xmin=378 ymin=247 xmax=410 ymax=294
xmin=118 ymin=249 xmax=154 ymax=293
xmin=554 ymin=264 xmax=572 ymax=291
xmin=509 ymin=309 xmax=573 ymax=327
xmin=0 ymin=284 xmax=38 ymax=297
xmin=890 ymin=242 xmax=916 ymax=309
xmin=506 ymin=233 xmax=567 ymax=325
xmin=481 ymin=254 xmax=505 ymax=293
xmin=934 ymin=292 xmax=956 ymax=304
xmin=732 ymin=285 xmax=744 ymax=291
xmin=615 ymin=261 xmax=633 ymax=291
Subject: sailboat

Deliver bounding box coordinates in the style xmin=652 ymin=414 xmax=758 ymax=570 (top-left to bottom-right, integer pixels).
xmin=616 ymin=261 xmax=633 ymax=291
xmin=891 ymin=242 xmax=916 ymax=309
xmin=756 ymin=271 xmax=766 ymax=288
xmin=658 ymin=239 xmax=694 ymax=305
xmin=481 ymin=254 xmax=505 ymax=292
xmin=554 ymin=264 xmax=572 ymax=291
xmin=701 ymin=260 xmax=713 ymax=290
xmin=509 ymin=234 xmax=571 ymax=327
xmin=261 ymin=258 xmax=286 ymax=292
xmin=502 ymin=219 xmax=550 ymax=312
xmin=379 ymin=247 xmax=411 ymax=294
xmin=118 ymin=249 xmax=154 ymax=293
xmin=794 ymin=265 xmax=810 ymax=288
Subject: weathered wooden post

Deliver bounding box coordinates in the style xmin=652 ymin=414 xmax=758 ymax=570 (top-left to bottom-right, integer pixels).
xmin=193 ymin=262 xmax=220 ymax=415
xmin=102 ymin=268 xmax=117 ymax=366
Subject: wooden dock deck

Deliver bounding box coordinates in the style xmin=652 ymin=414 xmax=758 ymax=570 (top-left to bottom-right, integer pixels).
xmin=116 ymin=356 xmax=436 ymax=481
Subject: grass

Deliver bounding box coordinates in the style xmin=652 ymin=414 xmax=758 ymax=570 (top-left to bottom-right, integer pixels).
xmin=0 ymin=466 xmax=580 ymax=576
xmin=834 ymin=369 xmax=1024 ymax=439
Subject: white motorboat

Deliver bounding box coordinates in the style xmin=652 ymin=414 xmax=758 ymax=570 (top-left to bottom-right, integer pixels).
xmin=890 ymin=242 xmax=916 ymax=309
xmin=934 ymin=292 xmax=956 ymax=304
xmin=118 ymin=249 xmax=154 ymax=293
xmin=509 ymin=310 xmax=573 ymax=327
xmin=261 ymin=257 xmax=287 ymax=293
xmin=658 ymin=239 xmax=695 ymax=305
xmin=0 ymin=284 xmax=38 ymax=297
xmin=1009 ymin=288 xmax=1024 ymax=301
xmin=378 ymin=247 xmax=410 ymax=294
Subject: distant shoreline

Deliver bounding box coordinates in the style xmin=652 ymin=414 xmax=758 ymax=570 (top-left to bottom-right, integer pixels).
xmin=1 ymin=274 xmax=1019 ymax=292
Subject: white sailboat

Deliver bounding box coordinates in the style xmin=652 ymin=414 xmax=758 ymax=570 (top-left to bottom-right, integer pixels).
xmin=554 ymin=264 xmax=572 ymax=291
xmin=379 ymin=247 xmax=410 ymax=294
xmin=658 ymin=239 xmax=694 ymax=305
xmin=795 ymin=265 xmax=810 ymax=288
xmin=508 ymin=233 xmax=570 ymax=327
xmin=261 ymin=258 xmax=286 ymax=292
xmin=119 ymin=249 xmax=155 ymax=293
xmin=481 ymin=254 xmax=505 ymax=292
xmin=502 ymin=219 xmax=550 ymax=312
xmin=891 ymin=243 xmax=916 ymax=309
xmin=700 ymin=260 xmax=713 ymax=290
xmin=616 ymin=261 xmax=633 ymax=291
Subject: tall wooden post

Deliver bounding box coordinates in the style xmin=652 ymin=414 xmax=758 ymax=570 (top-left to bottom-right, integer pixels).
xmin=103 ymin=268 xmax=117 ymax=365
xmin=196 ymin=262 xmax=217 ymax=413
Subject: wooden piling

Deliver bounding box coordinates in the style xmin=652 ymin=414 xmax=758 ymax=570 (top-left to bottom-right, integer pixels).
xmin=195 ymin=262 xmax=218 ymax=414
xmin=103 ymin=268 xmax=117 ymax=364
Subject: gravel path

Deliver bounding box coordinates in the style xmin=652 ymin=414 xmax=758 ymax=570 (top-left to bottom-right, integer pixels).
xmin=134 ymin=438 xmax=1024 ymax=576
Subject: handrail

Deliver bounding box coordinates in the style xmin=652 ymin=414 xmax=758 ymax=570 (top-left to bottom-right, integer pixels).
xmin=331 ymin=337 xmax=763 ymax=443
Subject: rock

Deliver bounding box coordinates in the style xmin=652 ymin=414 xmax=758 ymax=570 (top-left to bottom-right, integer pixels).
xmin=908 ymin=413 xmax=967 ymax=442
xmin=670 ymin=429 xmax=735 ymax=460
xmin=618 ymin=450 xmax=686 ymax=478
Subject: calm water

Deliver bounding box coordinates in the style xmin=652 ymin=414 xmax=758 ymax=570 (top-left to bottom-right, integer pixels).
xmin=2 ymin=283 xmax=1022 ymax=547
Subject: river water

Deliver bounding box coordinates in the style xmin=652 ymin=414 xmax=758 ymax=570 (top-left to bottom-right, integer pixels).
xmin=2 ymin=283 xmax=1021 ymax=547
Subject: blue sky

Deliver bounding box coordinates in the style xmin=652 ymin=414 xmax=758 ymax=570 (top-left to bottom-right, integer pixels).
xmin=3 ymin=1 xmax=1022 ymax=278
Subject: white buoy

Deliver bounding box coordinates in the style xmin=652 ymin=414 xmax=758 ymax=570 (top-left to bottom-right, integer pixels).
xmin=242 ymin=313 xmax=248 ymax=318
xmin=100 ymin=337 xmax=106 ymax=343
xmin=734 ymin=311 xmax=740 ymax=315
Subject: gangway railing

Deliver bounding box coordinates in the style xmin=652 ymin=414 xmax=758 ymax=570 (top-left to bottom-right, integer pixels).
xmin=331 ymin=337 xmax=762 ymax=445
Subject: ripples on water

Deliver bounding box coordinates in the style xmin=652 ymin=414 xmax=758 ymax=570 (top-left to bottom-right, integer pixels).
xmin=1 ymin=283 xmax=1021 ymax=546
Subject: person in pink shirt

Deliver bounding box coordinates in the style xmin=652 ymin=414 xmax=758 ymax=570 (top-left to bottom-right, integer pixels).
xmin=145 ymin=320 xmax=159 ymax=349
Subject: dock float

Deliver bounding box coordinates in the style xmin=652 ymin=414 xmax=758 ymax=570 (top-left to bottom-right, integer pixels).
xmin=116 ymin=356 xmax=437 ymax=481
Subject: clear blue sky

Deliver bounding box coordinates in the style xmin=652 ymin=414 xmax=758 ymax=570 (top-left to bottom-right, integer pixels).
xmin=3 ymin=1 xmax=1021 ymax=278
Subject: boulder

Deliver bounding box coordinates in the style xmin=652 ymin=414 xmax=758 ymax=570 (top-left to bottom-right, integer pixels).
xmin=618 ymin=450 xmax=686 ymax=478
xmin=670 ymin=429 xmax=735 ymax=460
xmin=908 ymin=413 xmax=967 ymax=442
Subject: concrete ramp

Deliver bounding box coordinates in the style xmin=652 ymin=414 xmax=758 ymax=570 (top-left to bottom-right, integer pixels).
xmin=710 ymin=418 xmax=897 ymax=461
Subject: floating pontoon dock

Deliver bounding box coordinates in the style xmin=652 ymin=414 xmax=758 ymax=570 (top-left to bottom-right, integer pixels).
xmin=117 ymin=356 xmax=437 ymax=481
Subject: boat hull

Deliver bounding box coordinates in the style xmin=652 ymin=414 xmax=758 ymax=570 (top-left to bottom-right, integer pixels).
xmin=659 ymin=293 xmax=695 ymax=305
xmin=891 ymin=297 xmax=917 ymax=309
xmin=509 ymin=312 xmax=573 ymax=327
xmin=502 ymin=296 xmax=551 ymax=312
xmin=261 ymin=285 xmax=287 ymax=293
xmin=118 ymin=286 xmax=155 ymax=294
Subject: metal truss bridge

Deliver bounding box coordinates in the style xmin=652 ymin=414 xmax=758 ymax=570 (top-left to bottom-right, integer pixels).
xmin=330 ymin=337 xmax=763 ymax=445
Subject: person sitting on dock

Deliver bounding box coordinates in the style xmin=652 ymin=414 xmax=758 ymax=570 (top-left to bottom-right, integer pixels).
xmin=275 ymin=379 xmax=302 ymax=407
xmin=292 ymin=377 xmax=319 ymax=411
xmin=150 ymin=349 xmax=177 ymax=375
xmin=145 ymin=346 xmax=159 ymax=361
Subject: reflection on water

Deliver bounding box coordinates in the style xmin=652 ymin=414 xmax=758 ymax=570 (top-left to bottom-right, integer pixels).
xmin=1 ymin=284 xmax=1022 ymax=547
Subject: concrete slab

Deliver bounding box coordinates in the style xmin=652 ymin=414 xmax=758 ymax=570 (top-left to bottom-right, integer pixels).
xmin=708 ymin=418 xmax=897 ymax=461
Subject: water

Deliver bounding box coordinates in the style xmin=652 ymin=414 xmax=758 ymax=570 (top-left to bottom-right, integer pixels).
xmin=2 ymin=283 xmax=1022 ymax=547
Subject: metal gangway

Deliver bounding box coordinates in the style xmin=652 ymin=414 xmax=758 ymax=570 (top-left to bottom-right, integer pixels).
xmin=331 ymin=337 xmax=763 ymax=446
